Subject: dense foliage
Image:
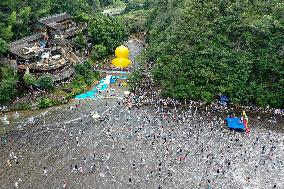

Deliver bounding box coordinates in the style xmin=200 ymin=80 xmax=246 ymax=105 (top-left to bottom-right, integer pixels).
xmin=74 ymin=61 xmax=99 ymax=85
xmin=146 ymin=0 xmax=284 ymax=107
xmin=23 ymin=73 xmax=36 ymax=87
xmin=0 ymin=0 xmax=117 ymax=42
xmin=0 ymin=38 xmax=8 ymax=56
xmin=0 ymin=66 xmax=18 ymax=102
xmin=90 ymin=44 xmax=108 ymax=60
xmin=36 ymin=75 xmax=54 ymax=91
xmin=88 ymin=14 xmax=128 ymax=56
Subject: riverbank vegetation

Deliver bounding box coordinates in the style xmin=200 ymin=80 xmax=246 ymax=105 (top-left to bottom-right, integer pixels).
xmin=88 ymin=14 xmax=128 ymax=59
xmin=37 ymin=62 xmax=100 ymax=109
xmin=117 ymin=0 xmax=152 ymax=33
xmin=144 ymin=0 xmax=284 ymax=108
xmin=0 ymin=66 xmax=18 ymax=102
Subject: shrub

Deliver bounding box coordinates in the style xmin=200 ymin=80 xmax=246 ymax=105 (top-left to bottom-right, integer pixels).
xmin=15 ymin=102 xmax=32 ymax=110
xmin=23 ymin=73 xmax=36 ymax=86
xmin=0 ymin=66 xmax=18 ymax=102
xmin=128 ymin=70 xmax=143 ymax=91
xmin=37 ymin=97 xmax=53 ymax=109
xmin=37 ymin=97 xmax=61 ymax=109
xmin=90 ymin=44 xmax=107 ymax=61
xmin=74 ymin=62 xmax=99 ymax=85
xmin=37 ymin=75 xmax=54 ymax=91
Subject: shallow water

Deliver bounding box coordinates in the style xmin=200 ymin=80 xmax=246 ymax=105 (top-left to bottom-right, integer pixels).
xmin=0 ymin=100 xmax=283 ymax=189
xmin=0 ymin=35 xmax=283 ymax=189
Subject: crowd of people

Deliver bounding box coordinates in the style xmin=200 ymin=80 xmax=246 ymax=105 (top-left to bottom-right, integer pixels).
xmin=0 ymin=85 xmax=283 ymax=188
xmin=129 ymin=73 xmax=284 ymax=120
xmin=0 ymin=32 xmax=283 ymax=188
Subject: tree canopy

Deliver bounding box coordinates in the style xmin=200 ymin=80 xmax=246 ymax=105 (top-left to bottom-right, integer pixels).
xmin=0 ymin=0 xmax=117 ymax=43
xmin=0 ymin=38 xmax=8 ymax=55
xmin=145 ymin=0 xmax=284 ymax=108
xmin=37 ymin=75 xmax=54 ymax=91
xmin=88 ymin=14 xmax=128 ymax=54
xmin=0 ymin=66 xmax=18 ymax=102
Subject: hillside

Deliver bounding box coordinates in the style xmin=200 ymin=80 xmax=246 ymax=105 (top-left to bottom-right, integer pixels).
xmin=0 ymin=0 xmax=120 ymax=43
xmin=145 ymin=0 xmax=284 ymax=108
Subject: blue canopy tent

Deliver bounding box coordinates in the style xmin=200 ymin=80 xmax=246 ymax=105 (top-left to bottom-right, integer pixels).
xmin=219 ymin=95 xmax=230 ymax=105
xmin=224 ymin=117 xmax=245 ymax=131
xmin=220 ymin=96 xmax=229 ymax=101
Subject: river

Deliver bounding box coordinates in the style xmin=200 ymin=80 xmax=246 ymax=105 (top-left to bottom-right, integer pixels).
xmin=0 ymin=34 xmax=283 ymax=189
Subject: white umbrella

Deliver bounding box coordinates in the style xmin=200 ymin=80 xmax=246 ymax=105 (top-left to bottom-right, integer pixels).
xmin=92 ymin=112 xmax=101 ymax=119
xmin=124 ymin=91 xmax=130 ymax=95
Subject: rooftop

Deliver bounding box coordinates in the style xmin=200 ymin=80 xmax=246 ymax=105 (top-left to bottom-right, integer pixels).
xmin=9 ymin=12 xmax=86 ymax=59
xmin=39 ymin=12 xmax=72 ymax=30
xmin=9 ymin=33 xmax=43 ymax=59
xmin=65 ymin=24 xmax=88 ymax=38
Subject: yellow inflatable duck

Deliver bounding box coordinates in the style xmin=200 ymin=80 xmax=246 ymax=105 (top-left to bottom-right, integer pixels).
xmin=112 ymin=45 xmax=132 ymax=68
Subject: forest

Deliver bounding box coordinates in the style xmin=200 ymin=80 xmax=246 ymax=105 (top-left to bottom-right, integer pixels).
xmin=0 ymin=0 xmax=120 ymax=45
xmin=145 ymin=0 xmax=284 ymax=108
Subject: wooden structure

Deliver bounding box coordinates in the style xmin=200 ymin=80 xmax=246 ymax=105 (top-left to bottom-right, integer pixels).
xmin=8 ymin=12 xmax=86 ymax=82
xmin=38 ymin=12 xmax=87 ymax=46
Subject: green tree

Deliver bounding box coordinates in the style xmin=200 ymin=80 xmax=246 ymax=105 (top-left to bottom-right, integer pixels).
xmin=13 ymin=7 xmax=32 ymax=39
xmin=74 ymin=32 xmax=87 ymax=51
xmin=37 ymin=75 xmax=54 ymax=91
xmin=0 ymin=80 xmax=17 ymax=102
xmin=88 ymin=14 xmax=128 ymax=53
xmin=146 ymin=0 xmax=284 ymax=108
xmin=0 ymin=25 xmax=13 ymax=41
xmin=75 ymin=63 xmax=90 ymax=76
xmin=23 ymin=73 xmax=36 ymax=86
xmin=74 ymin=13 xmax=91 ymax=23
xmin=90 ymin=44 xmax=107 ymax=61
xmin=74 ymin=61 xmax=98 ymax=85
xmin=0 ymin=66 xmax=18 ymax=102
xmin=0 ymin=38 xmax=8 ymax=55
xmin=8 ymin=11 xmax=17 ymax=26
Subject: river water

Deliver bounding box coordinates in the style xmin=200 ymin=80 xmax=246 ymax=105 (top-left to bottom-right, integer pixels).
xmin=0 ymin=34 xmax=283 ymax=189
